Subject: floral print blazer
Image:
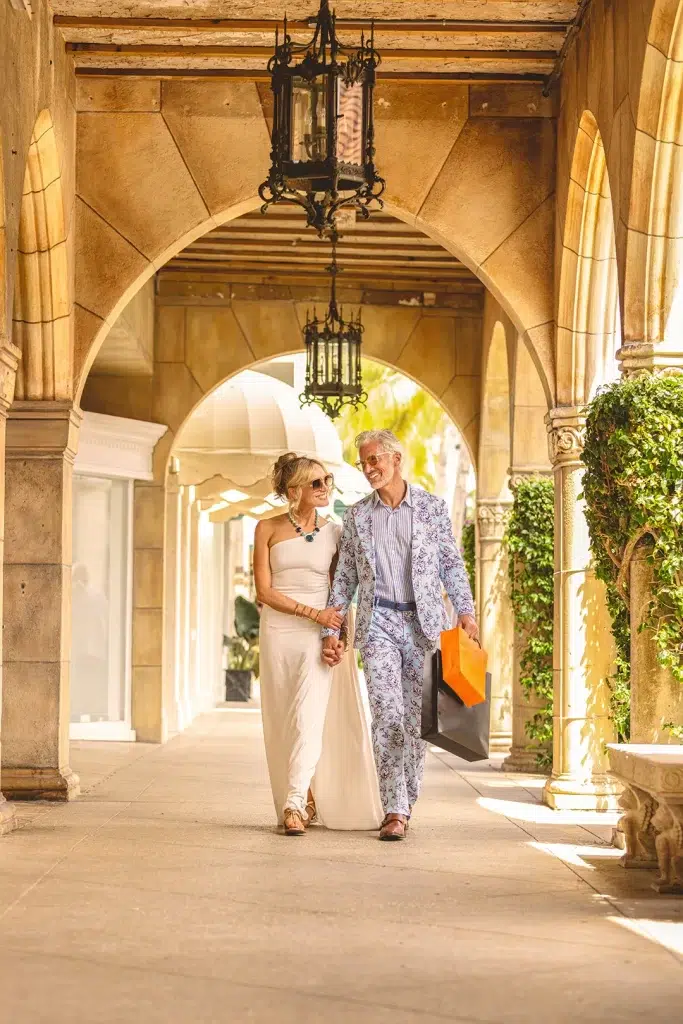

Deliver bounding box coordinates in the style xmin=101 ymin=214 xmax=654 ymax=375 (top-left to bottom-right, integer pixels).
xmin=324 ymin=484 xmax=475 ymax=647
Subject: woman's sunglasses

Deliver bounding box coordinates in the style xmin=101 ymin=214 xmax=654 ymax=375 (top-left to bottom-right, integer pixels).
xmin=308 ymin=475 xmax=334 ymax=490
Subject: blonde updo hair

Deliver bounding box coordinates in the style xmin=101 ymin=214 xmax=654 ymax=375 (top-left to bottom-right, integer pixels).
xmin=271 ymin=452 xmax=328 ymax=512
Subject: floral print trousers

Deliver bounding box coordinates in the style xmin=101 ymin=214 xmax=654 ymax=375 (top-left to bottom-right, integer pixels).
xmin=360 ymin=608 xmax=436 ymax=817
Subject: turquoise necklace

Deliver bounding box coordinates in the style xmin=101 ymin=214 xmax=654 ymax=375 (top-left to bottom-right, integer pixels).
xmin=288 ymin=508 xmax=320 ymax=543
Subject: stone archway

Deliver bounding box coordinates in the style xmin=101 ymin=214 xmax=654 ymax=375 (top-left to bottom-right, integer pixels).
xmin=72 ymin=79 xmax=555 ymax=404
xmin=543 ymin=111 xmax=621 ymax=810
xmin=623 ymin=0 xmax=683 ymax=370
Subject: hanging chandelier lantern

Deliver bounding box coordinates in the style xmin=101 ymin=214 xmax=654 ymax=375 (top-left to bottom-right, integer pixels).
xmin=259 ymin=0 xmax=385 ymax=237
xmin=300 ymin=235 xmax=367 ymax=420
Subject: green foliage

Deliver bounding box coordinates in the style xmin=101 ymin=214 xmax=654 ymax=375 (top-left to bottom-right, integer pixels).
xmin=581 ymin=374 xmax=683 ymax=739
xmin=462 ymin=520 xmax=476 ymax=595
xmin=225 ymin=596 xmax=261 ymax=675
xmin=504 ymin=477 xmax=555 ymax=770
xmin=335 ymin=360 xmax=451 ymax=493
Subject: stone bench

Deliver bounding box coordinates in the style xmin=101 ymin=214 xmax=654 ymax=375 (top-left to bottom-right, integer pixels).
xmin=607 ymin=744 xmax=683 ymax=895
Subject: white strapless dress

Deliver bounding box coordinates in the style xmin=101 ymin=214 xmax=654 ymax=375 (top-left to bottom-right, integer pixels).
xmin=259 ymin=522 xmax=383 ymax=830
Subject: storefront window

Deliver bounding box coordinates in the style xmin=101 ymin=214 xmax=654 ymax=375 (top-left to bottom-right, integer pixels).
xmin=71 ymin=475 xmax=131 ymax=727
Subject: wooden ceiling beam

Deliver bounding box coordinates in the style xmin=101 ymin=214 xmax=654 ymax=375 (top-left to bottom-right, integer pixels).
xmin=67 ymin=42 xmax=557 ymax=61
xmin=74 ymin=67 xmax=548 ymax=84
xmin=55 ymin=15 xmax=570 ymax=36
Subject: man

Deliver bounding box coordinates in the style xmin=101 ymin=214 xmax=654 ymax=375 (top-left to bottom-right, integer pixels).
xmin=322 ymin=429 xmax=478 ymax=841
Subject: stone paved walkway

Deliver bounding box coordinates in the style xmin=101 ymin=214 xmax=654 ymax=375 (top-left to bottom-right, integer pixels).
xmin=1 ymin=707 xmax=682 ymax=1022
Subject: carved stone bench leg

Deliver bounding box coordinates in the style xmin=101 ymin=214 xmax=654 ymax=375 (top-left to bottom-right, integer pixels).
xmin=652 ymin=802 xmax=683 ymax=895
xmin=617 ymin=785 xmax=658 ymax=868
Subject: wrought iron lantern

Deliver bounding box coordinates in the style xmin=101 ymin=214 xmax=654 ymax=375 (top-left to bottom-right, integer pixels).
xmin=300 ymin=236 xmax=367 ymax=420
xmin=259 ymin=0 xmax=385 ymax=236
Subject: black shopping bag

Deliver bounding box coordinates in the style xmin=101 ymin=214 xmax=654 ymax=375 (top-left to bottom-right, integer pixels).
xmin=421 ymin=648 xmax=491 ymax=762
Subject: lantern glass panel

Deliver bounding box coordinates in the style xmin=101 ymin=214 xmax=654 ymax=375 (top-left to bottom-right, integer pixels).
xmin=290 ymin=77 xmax=328 ymax=163
xmin=336 ymin=79 xmax=364 ymax=165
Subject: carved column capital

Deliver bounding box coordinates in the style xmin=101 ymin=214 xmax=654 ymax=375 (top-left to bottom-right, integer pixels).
xmin=545 ymin=407 xmax=586 ymax=468
xmin=0 ymin=341 xmax=21 ymax=417
xmin=476 ymin=498 xmax=512 ymax=541
xmin=508 ymin=466 xmax=553 ymax=489
xmin=5 ymin=400 xmax=83 ymax=464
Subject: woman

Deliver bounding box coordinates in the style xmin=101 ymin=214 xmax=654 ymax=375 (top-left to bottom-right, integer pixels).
xmin=254 ymin=453 xmax=382 ymax=836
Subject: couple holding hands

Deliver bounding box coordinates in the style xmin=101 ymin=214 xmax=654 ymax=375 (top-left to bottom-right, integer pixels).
xmin=254 ymin=430 xmax=477 ymax=841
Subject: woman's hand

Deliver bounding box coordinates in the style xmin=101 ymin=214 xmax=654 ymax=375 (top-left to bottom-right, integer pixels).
xmin=317 ymin=605 xmax=344 ymax=630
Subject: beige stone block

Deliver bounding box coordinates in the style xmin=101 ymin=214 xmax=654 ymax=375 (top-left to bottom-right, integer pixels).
xmin=232 ymin=300 xmax=301 ymax=362
xmin=0 ymin=660 xmax=64 ymax=768
xmin=374 ymin=83 xmax=469 ymax=218
xmin=184 ymin=307 xmax=254 ymax=396
xmin=160 ymin=81 xmax=271 ymax=218
xmin=441 ymin=375 xmax=479 ymax=453
xmin=76 ymin=79 xmax=161 ymax=113
xmin=134 ymin=548 xmax=163 ymax=610
xmin=81 ymin=374 xmax=154 ymax=422
xmin=514 ymin=341 xmax=549 ymax=408
xmin=420 ymin=118 xmax=556 ymax=268
xmin=522 ymin=323 xmax=554 ymax=406
xmin=512 ymin=406 xmax=549 ymax=468
xmin=43 ymin=178 xmax=67 ymax=250
xmin=3 ymin=563 xmax=70 ymax=663
xmin=152 ymin=362 xmax=202 ymax=436
xmin=397 ymin=316 xmax=456 ymax=398
xmin=75 ymin=197 xmax=151 ymax=322
xmin=4 ymin=456 xmax=68 ymax=564
xmin=482 ymin=197 xmax=555 ymax=339
xmin=77 ymin=112 xmax=209 ymax=261
xmin=133 ymin=608 xmax=163 ymax=668
xmin=156 ymin=305 xmax=186 ymax=364
xmin=134 ymin=484 xmax=165 ymax=551
xmin=470 ymin=84 xmax=555 ymax=119
xmin=131 ymin=666 xmax=163 ymax=744
xmin=353 ymin=305 xmax=421 ymax=366
xmin=454 ymin=317 xmax=483 ymax=377
xmin=73 ymin=303 xmax=106 ymax=397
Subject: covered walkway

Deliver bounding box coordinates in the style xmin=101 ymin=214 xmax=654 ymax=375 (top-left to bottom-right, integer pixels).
xmin=0 ymin=709 xmax=681 ymax=1023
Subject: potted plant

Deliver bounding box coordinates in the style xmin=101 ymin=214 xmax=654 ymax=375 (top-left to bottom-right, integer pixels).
xmin=224 ymin=595 xmax=260 ymax=701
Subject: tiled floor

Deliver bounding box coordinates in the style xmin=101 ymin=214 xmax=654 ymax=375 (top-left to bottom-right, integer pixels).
xmin=1 ymin=707 xmax=682 ymax=1022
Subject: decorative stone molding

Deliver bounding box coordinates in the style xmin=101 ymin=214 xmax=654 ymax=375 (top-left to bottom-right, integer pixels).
xmin=617 ymin=342 xmax=683 ymax=378
xmin=75 ymin=411 xmax=168 ymax=480
xmin=1 ymin=766 xmax=80 ymax=802
xmin=608 ymin=744 xmax=683 ymax=895
xmin=5 ymin=401 xmax=83 ymax=462
xmin=476 ymin=499 xmax=512 ymax=541
xmin=545 ymin=407 xmax=586 ymax=467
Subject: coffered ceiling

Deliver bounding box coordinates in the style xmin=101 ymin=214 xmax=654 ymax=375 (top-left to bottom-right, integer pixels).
xmin=54 ymin=2 xmax=584 ymax=85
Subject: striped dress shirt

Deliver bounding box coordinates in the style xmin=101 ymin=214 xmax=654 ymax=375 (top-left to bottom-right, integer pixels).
xmin=372 ymin=484 xmax=416 ymax=604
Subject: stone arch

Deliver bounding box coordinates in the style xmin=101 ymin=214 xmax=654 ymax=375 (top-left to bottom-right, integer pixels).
xmin=12 ymin=110 xmax=71 ymax=400
xmin=623 ymin=0 xmax=683 ymax=363
xmin=0 ymin=132 xmax=5 ymax=343
xmin=132 ymin=300 xmax=483 ymax=485
xmin=74 ymin=82 xmax=554 ymax=403
xmin=479 ymin=306 xmax=512 ymax=502
xmin=556 ymin=111 xmax=620 ymax=406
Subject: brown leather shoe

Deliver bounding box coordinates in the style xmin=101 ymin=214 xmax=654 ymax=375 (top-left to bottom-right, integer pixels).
xmin=283 ymin=809 xmax=306 ymax=836
xmin=379 ymin=814 xmax=407 ymax=841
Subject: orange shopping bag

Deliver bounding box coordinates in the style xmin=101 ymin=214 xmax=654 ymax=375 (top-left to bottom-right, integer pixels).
xmin=440 ymin=627 xmax=488 ymax=708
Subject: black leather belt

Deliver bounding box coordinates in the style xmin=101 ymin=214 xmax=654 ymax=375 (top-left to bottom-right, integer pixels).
xmin=374 ymin=598 xmax=417 ymax=612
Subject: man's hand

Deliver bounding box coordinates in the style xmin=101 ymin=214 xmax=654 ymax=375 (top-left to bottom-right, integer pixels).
xmin=322 ymin=635 xmax=344 ymax=667
xmin=457 ymin=614 xmax=479 ymax=643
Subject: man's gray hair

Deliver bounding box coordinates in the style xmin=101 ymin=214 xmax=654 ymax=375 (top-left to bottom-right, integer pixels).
xmin=355 ymin=429 xmax=404 ymax=463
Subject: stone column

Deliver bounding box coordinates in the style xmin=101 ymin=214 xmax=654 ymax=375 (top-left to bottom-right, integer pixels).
xmin=477 ymin=498 xmax=514 ymax=754
xmin=543 ymin=408 xmax=619 ymax=810
xmin=503 ymin=470 xmax=553 ymax=774
xmin=177 ymin=485 xmax=193 ymax=729
xmin=0 ymin=346 xmax=20 ymax=830
xmin=188 ymin=499 xmax=201 ymax=718
xmin=163 ymin=468 xmax=182 ymax=737
xmin=131 ymin=480 xmax=166 ymax=744
xmin=2 ymin=400 xmax=82 ymax=800
xmin=630 ymin=541 xmax=683 ymax=741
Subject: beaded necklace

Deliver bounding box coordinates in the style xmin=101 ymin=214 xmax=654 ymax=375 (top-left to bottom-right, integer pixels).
xmin=288 ymin=508 xmax=320 ymax=543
